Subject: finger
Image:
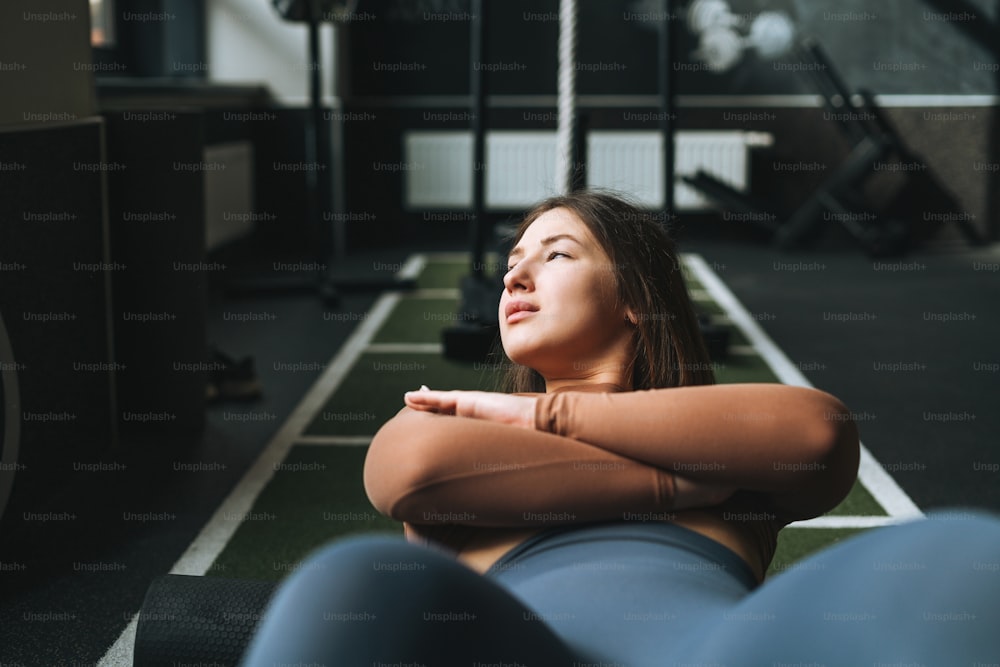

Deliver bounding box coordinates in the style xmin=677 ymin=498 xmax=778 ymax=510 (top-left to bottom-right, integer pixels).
xmin=404 ymin=391 xmax=460 ymax=414
xmin=403 ymin=393 xmax=437 ymax=410
xmin=404 ymin=389 xmax=442 ymax=404
xmin=403 ymin=400 xmax=438 ymax=412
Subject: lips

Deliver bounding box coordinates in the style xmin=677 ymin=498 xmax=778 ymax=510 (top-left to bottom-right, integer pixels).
xmin=504 ymin=300 xmax=539 ymax=323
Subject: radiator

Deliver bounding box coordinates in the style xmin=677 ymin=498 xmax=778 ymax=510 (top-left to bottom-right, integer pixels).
xmin=403 ymin=129 xmax=772 ymax=211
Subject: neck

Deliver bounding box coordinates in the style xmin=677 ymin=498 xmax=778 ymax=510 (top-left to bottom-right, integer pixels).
xmin=545 ymin=380 xmax=630 ymax=393
xmin=543 ymin=366 xmax=632 ymax=393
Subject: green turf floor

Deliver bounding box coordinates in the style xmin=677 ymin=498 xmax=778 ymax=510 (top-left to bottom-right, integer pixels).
xmin=208 ymin=255 xmax=888 ymax=582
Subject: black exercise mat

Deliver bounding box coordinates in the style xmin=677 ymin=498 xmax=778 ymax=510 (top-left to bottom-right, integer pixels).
xmin=133 ymin=574 xmax=278 ymax=667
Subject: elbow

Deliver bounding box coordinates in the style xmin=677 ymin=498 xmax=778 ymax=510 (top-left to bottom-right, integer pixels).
xmin=362 ymin=447 xmax=403 ymax=520
xmin=362 ymin=433 xmax=400 ymax=518
xmin=768 ymin=388 xmax=861 ymax=522
xmin=805 ymin=389 xmax=861 ymax=502
xmin=363 ymin=410 xmax=437 ymax=521
xmin=364 ymin=442 xmax=426 ymax=522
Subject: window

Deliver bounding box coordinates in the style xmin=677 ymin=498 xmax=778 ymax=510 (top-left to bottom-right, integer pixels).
xmin=90 ymin=0 xmax=115 ymax=47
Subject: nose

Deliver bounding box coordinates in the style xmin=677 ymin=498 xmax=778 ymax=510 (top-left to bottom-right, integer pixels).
xmin=502 ymin=260 xmax=533 ymax=294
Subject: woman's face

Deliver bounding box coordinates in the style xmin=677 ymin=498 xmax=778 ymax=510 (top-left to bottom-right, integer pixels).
xmin=499 ymin=207 xmax=635 ymax=383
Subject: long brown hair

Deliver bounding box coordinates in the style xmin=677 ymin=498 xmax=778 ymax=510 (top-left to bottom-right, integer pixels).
xmin=496 ymin=190 xmax=715 ymax=393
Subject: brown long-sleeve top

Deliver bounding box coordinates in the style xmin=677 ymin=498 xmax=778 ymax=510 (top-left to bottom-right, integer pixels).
xmin=364 ymin=382 xmax=860 ymax=582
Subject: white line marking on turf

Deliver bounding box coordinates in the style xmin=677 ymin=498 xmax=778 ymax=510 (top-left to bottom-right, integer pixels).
xmin=160 ymin=291 xmax=402 ymax=577
xmin=97 ymin=256 xmax=427 ymax=667
xmin=169 ymin=267 xmax=421 ymax=575
xmin=296 ymin=435 xmax=373 ymax=446
xmin=399 ymin=254 xmax=427 ymax=280
xmin=366 ymin=343 xmax=445 ymax=354
xmin=684 ymin=254 xmax=924 ymax=526
xmin=788 ymin=515 xmax=919 ymax=529
xmin=96 ymin=616 xmax=137 ymax=667
xmin=854 ymin=446 xmax=923 ymax=520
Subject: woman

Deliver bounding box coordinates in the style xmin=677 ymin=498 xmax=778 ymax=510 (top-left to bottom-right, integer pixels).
xmin=241 ymin=191 xmax=1000 ymax=667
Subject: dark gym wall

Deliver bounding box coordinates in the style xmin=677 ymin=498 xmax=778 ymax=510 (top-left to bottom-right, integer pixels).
xmin=335 ymin=0 xmax=998 ymax=248
xmin=0 ymin=0 xmax=117 ymax=515
xmin=344 ymin=0 xmax=999 ymax=97
xmin=0 ymin=0 xmax=97 ymax=126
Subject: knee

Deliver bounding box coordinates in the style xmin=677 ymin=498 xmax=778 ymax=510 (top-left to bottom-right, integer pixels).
xmin=269 ymin=534 xmax=459 ymax=610
xmin=826 ymin=508 xmax=1000 ymax=580
xmin=897 ymin=509 xmax=1000 ymax=544
xmin=912 ymin=509 xmax=1000 ymax=565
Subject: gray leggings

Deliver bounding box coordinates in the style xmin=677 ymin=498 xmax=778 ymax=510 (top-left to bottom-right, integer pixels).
xmin=240 ymin=511 xmax=1000 ymax=667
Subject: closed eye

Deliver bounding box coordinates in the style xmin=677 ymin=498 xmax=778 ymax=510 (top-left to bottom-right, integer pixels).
xmin=506 ymin=251 xmax=571 ymax=272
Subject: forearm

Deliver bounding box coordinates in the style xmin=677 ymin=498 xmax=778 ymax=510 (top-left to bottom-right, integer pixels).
xmin=364 ymin=407 xmax=674 ymax=527
xmin=535 ymin=383 xmax=859 ymax=517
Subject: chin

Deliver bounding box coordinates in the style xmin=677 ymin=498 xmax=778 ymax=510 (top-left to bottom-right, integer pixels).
xmin=504 ymin=345 xmax=565 ymax=380
xmin=500 ymin=337 xmax=542 ymax=369
xmin=499 ymin=342 xmax=531 ymax=368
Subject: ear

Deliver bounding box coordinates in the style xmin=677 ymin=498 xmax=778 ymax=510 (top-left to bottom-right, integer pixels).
xmin=624 ymin=307 xmax=638 ymax=326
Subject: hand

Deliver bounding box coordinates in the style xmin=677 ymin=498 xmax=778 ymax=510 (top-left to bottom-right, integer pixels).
xmin=404 ymin=387 xmax=537 ymax=429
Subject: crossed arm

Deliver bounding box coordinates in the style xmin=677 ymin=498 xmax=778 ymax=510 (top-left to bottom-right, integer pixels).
xmin=363 ymin=383 xmax=860 ymax=528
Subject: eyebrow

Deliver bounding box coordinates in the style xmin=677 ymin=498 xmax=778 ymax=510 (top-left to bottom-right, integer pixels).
xmin=507 ymin=233 xmax=583 ymax=261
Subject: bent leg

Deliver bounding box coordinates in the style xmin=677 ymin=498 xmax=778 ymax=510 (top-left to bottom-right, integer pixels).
xmin=239 ymin=535 xmax=580 ymax=667
xmin=681 ymin=510 xmax=1000 ymax=665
